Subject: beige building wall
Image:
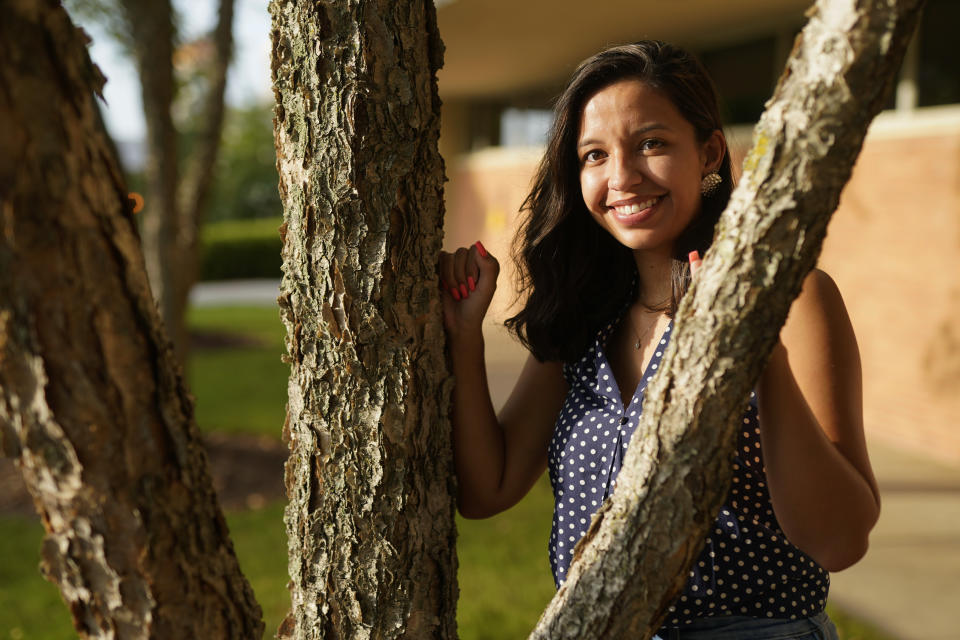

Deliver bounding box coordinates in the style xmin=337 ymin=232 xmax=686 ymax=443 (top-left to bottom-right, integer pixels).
xmin=441 ymin=108 xmax=960 ymax=463
xmin=819 ymin=110 xmax=960 ymax=463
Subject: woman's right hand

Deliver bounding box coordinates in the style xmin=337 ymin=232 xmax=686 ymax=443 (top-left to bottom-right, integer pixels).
xmin=439 ymin=241 xmax=499 ymax=339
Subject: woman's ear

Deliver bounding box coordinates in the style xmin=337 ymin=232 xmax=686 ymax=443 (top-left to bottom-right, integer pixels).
xmin=701 ymin=129 xmax=727 ymax=174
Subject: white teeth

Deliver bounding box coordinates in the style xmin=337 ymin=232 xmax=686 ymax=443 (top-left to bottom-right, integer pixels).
xmin=612 ymin=197 xmax=659 ymax=215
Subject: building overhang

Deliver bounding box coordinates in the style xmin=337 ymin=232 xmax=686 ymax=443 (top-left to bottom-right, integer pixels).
xmin=436 ymin=0 xmax=811 ymax=101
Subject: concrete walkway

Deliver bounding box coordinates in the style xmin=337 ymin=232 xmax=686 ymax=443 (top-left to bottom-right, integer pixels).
xmin=828 ymin=443 xmax=960 ymax=639
xmin=193 ymin=281 xmax=960 ymax=639
xmin=190 ymin=279 xmax=282 ymax=307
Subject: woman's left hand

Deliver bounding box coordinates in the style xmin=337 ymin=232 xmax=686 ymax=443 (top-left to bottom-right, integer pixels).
xmin=688 ymin=250 xmax=702 ymax=276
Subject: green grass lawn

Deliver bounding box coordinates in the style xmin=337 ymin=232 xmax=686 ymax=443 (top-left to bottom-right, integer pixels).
xmin=186 ymin=305 xmax=289 ymax=439
xmin=456 ymin=477 xmax=557 ymax=639
xmin=0 ymin=508 xmax=290 ymax=640
xmin=0 ymin=304 xmax=895 ymax=639
xmin=0 ymin=516 xmax=74 ymax=640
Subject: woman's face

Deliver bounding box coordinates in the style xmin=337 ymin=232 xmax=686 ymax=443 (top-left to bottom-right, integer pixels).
xmin=577 ymin=79 xmax=723 ymax=257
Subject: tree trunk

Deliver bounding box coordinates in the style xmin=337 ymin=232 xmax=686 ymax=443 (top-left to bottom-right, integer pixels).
xmin=529 ymin=1 xmax=924 ymax=638
xmin=0 ymin=2 xmax=263 ymax=638
xmin=269 ymin=0 xmax=457 ymax=638
xmin=119 ymin=0 xmax=182 ymax=358
xmin=173 ymin=0 xmax=237 ymax=363
xmin=120 ymin=0 xmax=235 ymax=368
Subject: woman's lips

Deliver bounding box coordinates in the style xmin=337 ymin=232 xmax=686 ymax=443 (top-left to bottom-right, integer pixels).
xmin=608 ymin=195 xmax=662 ymax=224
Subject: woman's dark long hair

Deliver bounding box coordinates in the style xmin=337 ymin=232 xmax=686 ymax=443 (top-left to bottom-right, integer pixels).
xmin=505 ymin=40 xmax=734 ymax=363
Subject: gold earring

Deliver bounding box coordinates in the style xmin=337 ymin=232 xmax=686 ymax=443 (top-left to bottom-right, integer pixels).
xmin=700 ymin=171 xmax=722 ymax=197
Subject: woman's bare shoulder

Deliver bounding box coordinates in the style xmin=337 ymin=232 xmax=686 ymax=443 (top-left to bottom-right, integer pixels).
xmin=782 ymin=268 xmax=856 ymax=347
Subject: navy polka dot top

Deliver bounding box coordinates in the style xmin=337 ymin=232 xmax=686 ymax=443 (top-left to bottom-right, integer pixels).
xmin=547 ymin=308 xmax=829 ymax=626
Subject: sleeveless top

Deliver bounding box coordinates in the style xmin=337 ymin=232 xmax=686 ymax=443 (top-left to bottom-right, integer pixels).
xmin=546 ymin=310 xmax=829 ymax=626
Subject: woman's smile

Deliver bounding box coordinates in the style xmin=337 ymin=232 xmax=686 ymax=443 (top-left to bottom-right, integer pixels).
xmin=608 ymin=195 xmax=663 ymax=225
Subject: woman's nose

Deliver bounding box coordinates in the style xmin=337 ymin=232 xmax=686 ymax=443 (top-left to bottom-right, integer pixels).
xmin=608 ymin=153 xmax=640 ymax=192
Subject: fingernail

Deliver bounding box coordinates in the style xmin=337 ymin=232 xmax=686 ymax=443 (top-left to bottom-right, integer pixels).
xmin=475 ymin=241 xmax=488 ymax=258
xmin=468 ymin=276 xmax=476 ymax=291
xmin=460 ymin=283 xmax=469 ymax=298
xmin=451 ymin=287 xmax=461 ymax=301
xmin=688 ymin=250 xmax=700 ymax=263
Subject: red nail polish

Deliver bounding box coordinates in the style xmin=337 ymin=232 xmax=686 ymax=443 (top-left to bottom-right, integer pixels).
xmin=451 ymin=287 xmax=461 ymax=301
xmin=460 ymin=283 xmax=469 ymax=298
xmin=475 ymin=241 xmax=488 ymax=258
xmin=688 ymin=250 xmax=701 ymax=263
xmin=468 ymin=276 xmax=476 ymax=291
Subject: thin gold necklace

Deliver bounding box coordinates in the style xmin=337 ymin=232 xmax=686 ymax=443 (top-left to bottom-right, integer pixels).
xmin=627 ymin=306 xmax=662 ymax=350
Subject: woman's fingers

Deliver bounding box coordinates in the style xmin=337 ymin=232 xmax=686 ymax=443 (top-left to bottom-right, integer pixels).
xmin=466 ymin=247 xmax=478 ymax=292
xmin=439 ymin=250 xmax=461 ymax=300
xmin=472 ymin=241 xmax=498 ymax=295
xmin=688 ymin=250 xmax=702 ymax=276
xmin=453 ymin=247 xmax=471 ymax=299
xmin=440 ymin=240 xmax=499 ymax=307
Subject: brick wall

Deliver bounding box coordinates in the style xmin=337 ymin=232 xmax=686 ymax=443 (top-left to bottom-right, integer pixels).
xmin=818 ymin=129 xmax=960 ymax=462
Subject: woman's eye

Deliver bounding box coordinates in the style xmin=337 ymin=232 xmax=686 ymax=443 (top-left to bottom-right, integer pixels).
xmin=582 ymin=150 xmax=604 ymax=163
xmin=641 ymin=139 xmax=664 ymax=151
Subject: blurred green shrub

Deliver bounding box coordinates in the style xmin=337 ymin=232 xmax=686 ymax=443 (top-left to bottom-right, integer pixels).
xmin=200 ymin=217 xmax=283 ymax=281
xmin=205 ymin=103 xmax=282 ymax=223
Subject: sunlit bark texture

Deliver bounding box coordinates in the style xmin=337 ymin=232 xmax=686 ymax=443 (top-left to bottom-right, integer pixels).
xmin=0 ymin=1 xmax=262 ymax=638
xmin=529 ymin=1 xmax=925 ymax=638
xmin=270 ymin=0 xmax=456 ymax=638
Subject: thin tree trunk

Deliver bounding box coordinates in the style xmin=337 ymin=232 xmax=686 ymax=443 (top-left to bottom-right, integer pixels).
xmin=120 ymin=0 xmax=235 ymax=368
xmin=529 ymin=1 xmax=924 ymax=638
xmin=270 ymin=0 xmax=457 ymax=638
xmin=0 ymin=2 xmax=262 ymax=638
xmin=174 ymin=0 xmax=236 ymax=359
xmin=119 ymin=0 xmax=181 ymax=358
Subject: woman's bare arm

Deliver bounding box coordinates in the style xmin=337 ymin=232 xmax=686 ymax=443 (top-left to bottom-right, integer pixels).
xmin=440 ymin=243 xmax=567 ymax=518
xmin=451 ymin=346 xmax=566 ymax=518
xmin=758 ymin=268 xmax=880 ymax=571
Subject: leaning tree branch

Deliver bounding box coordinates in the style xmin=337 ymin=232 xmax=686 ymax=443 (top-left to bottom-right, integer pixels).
xmin=528 ymin=1 xmax=925 ymax=638
xmin=0 ymin=2 xmax=262 ymax=637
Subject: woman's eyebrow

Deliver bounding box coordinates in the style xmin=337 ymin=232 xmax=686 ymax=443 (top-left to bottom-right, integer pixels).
xmin=577 ymin=123 xmax=668 ymax=148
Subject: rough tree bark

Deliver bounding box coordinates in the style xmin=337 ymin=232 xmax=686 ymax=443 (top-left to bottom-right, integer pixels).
xmin=528 ymin=1 xmax=925 ymax=638
xmin=118 ymin=0 xmax=235 ymax=367
xmin=0 ymin=2 xmax=262 ymax=638
xmin=270 ymin=1 xmax=457 ymax=639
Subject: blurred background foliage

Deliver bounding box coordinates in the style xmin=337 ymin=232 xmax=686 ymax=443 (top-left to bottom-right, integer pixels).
xmin=202 ymin=103 xmax=280 ymax=223
xmin=147 ymin=100 xmax=282 ymax=279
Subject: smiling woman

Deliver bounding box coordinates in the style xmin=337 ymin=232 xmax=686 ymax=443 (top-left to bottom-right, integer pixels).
xmin=577 ymin=81 xmax=725 ymax=265
xmin=498 ymin=42 xmax=735 ymax=364
xmin=438 ymin=40 xmax=879 ymax=640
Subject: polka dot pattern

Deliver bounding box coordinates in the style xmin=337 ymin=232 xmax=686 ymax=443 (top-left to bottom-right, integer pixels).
xmin=547 ymin=312 xmax=829 ymax=627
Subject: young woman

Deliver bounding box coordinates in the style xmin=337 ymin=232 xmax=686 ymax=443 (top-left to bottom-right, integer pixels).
xmin=439 ymin=41 xmax=880 ymax=639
